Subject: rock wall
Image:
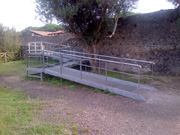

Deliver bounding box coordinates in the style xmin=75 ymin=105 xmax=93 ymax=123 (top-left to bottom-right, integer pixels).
xmin=100 ymin=9 xmax=180 ymax=74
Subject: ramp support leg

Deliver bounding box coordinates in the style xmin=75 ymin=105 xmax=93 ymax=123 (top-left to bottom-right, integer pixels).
xmin=41 ymin=72 xmax=43 ymax=81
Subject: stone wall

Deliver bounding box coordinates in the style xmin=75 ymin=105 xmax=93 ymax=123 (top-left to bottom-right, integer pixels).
xmin=100 ymin=9 xmax=180 ymax=74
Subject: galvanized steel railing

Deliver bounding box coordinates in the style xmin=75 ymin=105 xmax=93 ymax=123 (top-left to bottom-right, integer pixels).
xmin=27 ymin=41 xmax=155 ymax=87
xmin=61 ymin=49 xmax=155 ymax=86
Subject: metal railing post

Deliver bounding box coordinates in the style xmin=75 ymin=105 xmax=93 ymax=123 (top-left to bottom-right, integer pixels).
xmin=122 ymin=64 xmax=124 ymax=80
xmin=59 ymin=49 xmax=61 ymax=73
xmin=26 ymin=51 xmax=29 ymax=78
xmin=42 ymin=50 xmax=45 ymax=72
xmin=26 ymin=52 xmax=28 ymax=68
xmin=152 ymin=64 xmax=154 ymax=86
xmin=41 ymin=42 xmax=43 ymax=51
xmin=28 ymin=43 xmax=30 ymax=53
xmin=47 ymin=56 xmax=48 ymax=64
xmin=105 ymin=61 xmax=108 ymax=85
xmin=35 ymin=42 xmax=37 ymax=53
xmin=60 ymin=51 xmax=63 ymax=74
xmin=41 ymin=50 xmax=44 ymax=81
xmin=73 ymin=49 xmax=75 ymax=62
xmin=138 ymin=66 xmax=140 ymax=88
xmin=80 ymin=55 xmax=82 ymax=79
xmin=98 ymin=56 xmax=100 ymax=75
xmin=40 ymin=53 xmax=42 ymax=63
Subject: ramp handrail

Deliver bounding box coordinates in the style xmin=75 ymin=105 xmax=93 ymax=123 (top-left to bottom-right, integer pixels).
xmin=28 ymin=42 xmax=70 ymax=53
xmin=62 ymin=49 xmax=155 ymax=64
xmin=61 ymin=49 xmax=155 ymax=85
xmin=39 ymin=50 xmax=142 ymax=86
xmin=27 ymin=41 xmax=155 ymax=87
xmin=45 ymin=50 xmax=142 ymax=68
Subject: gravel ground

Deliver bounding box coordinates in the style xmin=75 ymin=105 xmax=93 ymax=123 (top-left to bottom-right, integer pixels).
xmin=0 ymin=76 xmax=180 ymax=135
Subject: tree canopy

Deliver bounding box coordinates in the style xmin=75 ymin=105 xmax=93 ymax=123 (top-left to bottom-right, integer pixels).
xmin=168 ymin=0 xmax=180 ymax=6
xmin=35 ymin=0 xmax=138 ymax=71
xmin=35 ymin=0 xmax=137 ymax=47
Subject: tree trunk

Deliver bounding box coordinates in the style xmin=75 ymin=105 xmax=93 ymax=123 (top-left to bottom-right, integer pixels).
xmin=108 ymin=16 xmax=119 ymax=38
xmin=84 ymin=44 xmax=100 ymax=73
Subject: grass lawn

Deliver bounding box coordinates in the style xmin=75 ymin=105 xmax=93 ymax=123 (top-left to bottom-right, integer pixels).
xmin=0 ymin=84 xmax=69 ymax=135
xmin=0 ymin=61 xmax=73 ymax=135
xmin=0 ymin=60 xmax=26 ymax=77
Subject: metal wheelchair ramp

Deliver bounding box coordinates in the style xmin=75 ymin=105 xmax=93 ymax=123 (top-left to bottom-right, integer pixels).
xmin=26 ymin=42 xmax=157 ymax=102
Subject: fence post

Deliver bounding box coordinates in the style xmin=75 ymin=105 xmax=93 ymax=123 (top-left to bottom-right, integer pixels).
xmin=5 ymin=53 xmax=7 ymax=63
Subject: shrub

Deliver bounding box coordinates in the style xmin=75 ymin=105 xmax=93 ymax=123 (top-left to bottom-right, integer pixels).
xmin=0 ymin=24 xmax=21 ymax=62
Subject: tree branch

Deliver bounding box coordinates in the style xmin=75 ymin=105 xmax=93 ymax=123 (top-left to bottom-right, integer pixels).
xmin=108 ymin=16 xmax=119 ymax=38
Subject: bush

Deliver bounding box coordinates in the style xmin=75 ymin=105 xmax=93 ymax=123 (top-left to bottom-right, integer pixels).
xmin=0 ymin=24 xmax=21 ymax=62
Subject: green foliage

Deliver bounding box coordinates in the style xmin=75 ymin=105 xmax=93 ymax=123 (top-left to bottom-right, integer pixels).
xmin=0 ymin=24 xmax=21 ymax=62
xmin=108 ymin=92 xmax=117 ymax=96
xmin=81 ymin=128 xmax=90 ymax=133
xmin=71 ymin=124 xmax=78 ymax=135
xmin=24 ymin=124 xmax=68 ymax=135
xmin=103 ymin=88 xmax=109 ymax=94
xmin=43 ymin=76 xmax=76 ymax=86
xmin=82 ymin=86 xmax=92 ymax=91
xmin=93 ymin=88 xmax=102 ymax=93
xmin=69 ymin=85 xmax=78 ymax=90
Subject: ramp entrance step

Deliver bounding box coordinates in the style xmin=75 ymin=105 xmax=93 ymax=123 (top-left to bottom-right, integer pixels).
xmin=27 ymin=41 xmax=157 ymax=102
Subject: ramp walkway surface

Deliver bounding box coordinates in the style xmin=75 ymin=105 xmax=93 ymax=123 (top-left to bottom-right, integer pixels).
xmin=26 ymin=42 xmax=157 ymax=102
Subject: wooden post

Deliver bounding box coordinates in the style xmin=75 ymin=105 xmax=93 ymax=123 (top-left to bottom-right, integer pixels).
xmin=5 ymin=53 xmax=7 ymax=63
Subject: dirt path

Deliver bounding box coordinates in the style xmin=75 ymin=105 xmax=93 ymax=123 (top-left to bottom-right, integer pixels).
xmin=0 ymin=76 xmax=180 ymax=135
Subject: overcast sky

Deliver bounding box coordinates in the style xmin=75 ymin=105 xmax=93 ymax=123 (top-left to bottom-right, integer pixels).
xmin=0 ymin=0 xmax=175 ymax=31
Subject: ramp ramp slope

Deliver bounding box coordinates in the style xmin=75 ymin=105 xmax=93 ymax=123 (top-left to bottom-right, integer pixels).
xmin=27 ymin=42 xmax=156 ymax=102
